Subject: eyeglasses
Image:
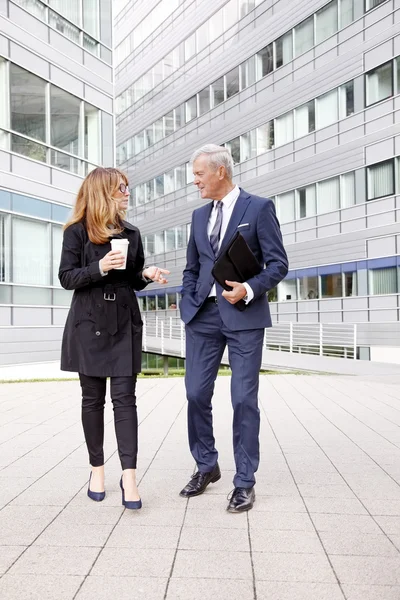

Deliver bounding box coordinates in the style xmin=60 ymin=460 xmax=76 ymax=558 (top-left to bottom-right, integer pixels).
xmin=119 ymin=183 xmax=130 ymax=194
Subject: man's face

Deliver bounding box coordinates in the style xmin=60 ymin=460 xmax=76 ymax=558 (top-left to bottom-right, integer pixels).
xmin=192 ymin=155 xmax=224 ymax=200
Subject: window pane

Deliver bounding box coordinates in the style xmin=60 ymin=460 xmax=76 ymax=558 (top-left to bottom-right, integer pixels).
xmin=10 ymin=64 xmax=46 ymax=142
xmin=298 ymin=184 xmax=316 ymax=218
xmin=144 ymin=125 xmax=154 ymax=147
xmin=397 ymin=58 xmax=400 ymax=94
xmin=294 ymin=101 xmax=315 ymax=137
xmin=167 ymin=293 xmax=177 ymax=309
xmin=198 ymin=88 xmax=210 ymax=116
xmin=184 ymin=33 xmax=196 ymax=61
xmin=256 ymin=122 xmax=274 ymax=153
xmin=316 ymin=89 xmax=338 ymax=128
xmin=83 ymin=0 xmax=99 ymax=37
xmin=49 ymin=10 xmax=80 ymax=43
xmin=344 ymin=272 xmax=357 ymax=297
xmin=174 ymin=104 xmax=185 ymax=129
xmin=370 ymin=267 xmax=397 ymax=294
xmin=185 ymin=96 xmax=197 ymax=122
xmin=226 ymin=67 xmax=240 ymax=98
xmin=165 ymin=170 xmax=175 ymax=194
xmin=224 ymin=0 xmax=238 ymax=29
xmin=278 ymin=279 xmax=297 ymax=301
xmin=13 ymin=0 xmax=46 ymax=20
xmin=154 ymin=118 xmax=164 ymax=143
xmin=275 ymin=112 xmax=293 ymax=146
xmin=339 ymin=80 xmax=354 ymax=118
xmin=212 ymin=77 xmax=225 ymax=106
xmin=175 ymin=165 xmax=186 ymax=189
xmin=145 ymin=234 xmax=154 ymax=256
xmin=145 ymin=180 xmax=154 ymax=203
xmin=11 ymin=134 xmax=46 ymax=162
xmin=52 ymin=225 xmax=63 ymax=286
xmin=239 ymin=0 xmax=255 ymax=17
xmin=12 ymin=217 xmax=49 ymax=285
xmin=13 ymin=286 xmax=52 ymax=305
xmin=51 ymin=86 xmax=80 ymax=156
xmin=240 ymin=55 xmax=256 ymax=89
xmin=340 ymin=0 xmax=354 ymax=27
xmin=164 ymin=111 xmax=175 ymax=135
xmin=277 ymin=191 xmax=295 ymax=223
xmin=240 ymin=130 xmax=257 ymax=161
xmin=210 ymin=8 xmax=224 ymax=41
xmin=155 ymin=175 xmax=164 ymax=198
xmin=294 ymin=17 xmax=314 ymax=56
xmin=366 ymin=62 xmax=393 ymax=106
xmin=51 ymin=149 xmax=80 ymax=174
xmin=340 ymin=172 xmax=355 ymax=208
xmin=186 ymin=163 xmax=194 ymax=184
xmin=367 ymin=160 xmax=394 ymax=200
xmin=321 ymin=273 xmax=342 ymax=298
xmin=53 ymin=288 xmax=73 ymax=305
xmin=83 ymin=34 xmax=99 ymax=55
xmin=299 ymin=276 xmax=319 ymax=300
xmin=366 ymin=0 xmax=386 ymax=10
xmin=154 ymin=232 xmax=164 ymax=254
xmin=165 ymin=228 xmax=175 ymax=252
xmin=49 ymin=0 xmax=80 ymax=25
xmin=226 ymin=137 xmax=240 ymax=164
xmin=157 ymin=294 xmax=166 ymax=310
xmin=316 ymin=1 xmax=338 ymax=44
xmin=84 ymin=104 xmax=99 ymax=163
xmin=135 ymin=132 xmax=145 ymax=154
xmin=317 ymin=177 xmax=340 ymax=212
xmin=275 ymin=31 xmax=293 ymax=68
xmin=196 ymin=21 xmax=210 ymax=53
xmin=256 ymin=44 xmax=273 ymax=78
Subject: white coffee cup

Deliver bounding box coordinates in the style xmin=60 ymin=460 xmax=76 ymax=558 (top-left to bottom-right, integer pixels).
xmin=110 ymin=238 xmax=129 ymax=270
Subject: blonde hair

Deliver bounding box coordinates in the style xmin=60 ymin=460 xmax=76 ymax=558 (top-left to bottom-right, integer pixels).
xmin=64 ymin=167 xmax=129 ymax=245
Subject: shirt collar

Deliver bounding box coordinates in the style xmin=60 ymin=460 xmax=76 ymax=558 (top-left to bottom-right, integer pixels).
xmin=214 ymin=185 xmax=240 ymax=209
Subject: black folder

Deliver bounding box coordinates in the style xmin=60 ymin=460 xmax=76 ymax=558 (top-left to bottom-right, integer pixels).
xmin=211 ymin=231 xmax=261 ymax=311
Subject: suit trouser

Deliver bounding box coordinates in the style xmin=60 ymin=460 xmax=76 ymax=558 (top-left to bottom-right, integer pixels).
xmin=79 ymin=374 xmax=138 ymax=470
xmin=185 ymin=302 xmax=264 ymax=488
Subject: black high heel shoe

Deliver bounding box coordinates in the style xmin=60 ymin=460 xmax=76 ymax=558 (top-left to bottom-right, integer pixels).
xmin=87 ymin=473 xmax=105 ymax=502
xmin=120 ymin=477 xmax=142 ymax=510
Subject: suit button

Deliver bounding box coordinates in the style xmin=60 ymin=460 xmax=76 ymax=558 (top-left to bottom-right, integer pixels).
xmin=95 ymin=331 xmax=101 ymax=336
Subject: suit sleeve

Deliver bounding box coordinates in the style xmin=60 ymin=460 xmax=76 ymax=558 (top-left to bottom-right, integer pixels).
xmin=182 ymin=212 xmax=200 ymax=296
xmin=58 ymin=224 xmax=104 ymax=291
xmin=245 ymin=200 xmax=288 ymax=300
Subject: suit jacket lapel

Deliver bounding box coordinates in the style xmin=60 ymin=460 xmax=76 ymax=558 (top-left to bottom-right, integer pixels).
xmin=217 ymin=189 xmax=251 ymax=258
xmin=199 ymin=201 xmax=215 ymax=259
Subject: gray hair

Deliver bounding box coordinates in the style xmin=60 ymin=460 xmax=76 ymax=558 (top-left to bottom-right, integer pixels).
xmin=190 ymin=144 xmax=234 ymax=180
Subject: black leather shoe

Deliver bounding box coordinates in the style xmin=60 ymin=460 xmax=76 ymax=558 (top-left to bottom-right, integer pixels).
xmin=179 ymin=463 xmax=221 ymax=498
xmin=227 ymin=487 xmax=255 ymax=513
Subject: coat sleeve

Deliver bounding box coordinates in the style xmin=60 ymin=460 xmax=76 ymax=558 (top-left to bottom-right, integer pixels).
xmin=182 ymin=212 xmax=199 ymax=297
xmin=128 ymin=232 xmax=149 ymax=292
xmin=58 ymin=224 xmax=104 ymax=291
xmin=245 ymin=200 xmax=289 ymax=300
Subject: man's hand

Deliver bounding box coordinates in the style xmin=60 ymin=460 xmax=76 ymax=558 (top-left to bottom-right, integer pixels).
xmin=142 ymin=266 xmax=170 ymax=284
xmin=222 ymin=281 xmax=247 ymax=304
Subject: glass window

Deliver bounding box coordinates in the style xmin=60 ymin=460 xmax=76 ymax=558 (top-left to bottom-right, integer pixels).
xmin=278 ymin=279 xmax=297 ymax=302
xmin=316 ymin=1 xmax=338 ymax=44
xmin=198 ymin=87 xmax=211 ymax=115
xmin=321 ymin=273 xmax=342 ymax=298
xmin=175 ymin=165 xmax=186 ymax=189
xmin=240 ymin=55 xmax=256 ymax=89
xmin=165 ymin=229 xmax=176 ymax=252
xmin=239 ymin=0 xmax=255 ymax=17
xmin=196 ymin=21 xmax=210 ymax=53
xmin=397 ymin=57 xmax=400 ymax=94
xmin=275 ymin=112 xmax=293 ymax=146
xmin=49 ymin=0 xmax=80 ymax=25
xmin=340 ymin=172 xmax=355 ymax=208
xmin=317 ymin=177 xmax=340 ymax=212
xmin=299 ymin=276 xmax=319 ymax=300
xmin=51 ymin=150 xmax=79 ymax=174
xmin=294 ymin=17 xmax=314 ymax=56
xmin=145 ymin=234 xmax=154 ymax=256
xmin=164 ymin=111 xmax=175 ymax=136
xmin=185 ymin=96 xmax=197 ymax=122
xmin=367 ymin=160 xmax=394 ymax=200
xmin=294 ymin=101 xmax=315 ymax=138
xmin=52 ymin=203 xmax=70 ymax=222
xmin=339 ymin=80 xmax=354 ymax=118
xmin=49 ymin=10 xmax=80 ymax=44
xmin=340 ymin=0 xmax=354 ymax=27
xmin=257 ymin=122 xmax=274 ymax=153
xmin=277 ymin=191 xmax=295 ymax=224
xmin=83 ymin=34 xmax=98 ymax=56
xmin=184 ymin=33 xmax=196 ymax=61
xmin=316 ymin=89 xmax=338 ymax=129
xmin=83 ymin=0 xmax=99 ymax=37
xmin=154 ymin=232 xmax=164 ymax=254
xmin=212 ymin=77 xmax=225 ymax=107
xmin=12 ymin=194 xmax=51 ymax=219
xmin=51 ymin=86 xmax=80 ymax=156
xmin=240 ymin=130 xmax=257 ymax=161
xmin=225 ymin=137 xmax=240 ymax=164
xmin=210 ymin=8 xmax=224 ymax=41
xmin=226 ymin=67 xmax=240 ymax=98
xmin=53 ymin=288 xmax=73 ymax=306
xmin=154 ymin=118 xmax=164 ymax=143
xmin=157 ymin=294 xmax=166 ymax=310
xmin=155 ymin=175 xmax=164 ymax=198
xmin=366 ymin=0 xmax=387 ymax=10
xmin=224 ymin=0 xmax=238 ymax=29
xmin=11 ymin=135 xmax=46 ymax=163
xmin=298 ymin=184 xmax=316 ymax=218
xmin=135 ymin=183 xmax=145 ymax=206
xmin=366 ymin=62 xmax=393 ymax=106
xmin=147 ymin=295 xmax=156 ymax=310
xmin=145 ymin=180 xmax=154 ymax=203
xmin=256 ymin=44 xmax=273 ymax=79
xmin=167 ymin=293 xmax=177 ymax=309
xmin=135 ymin=132 xmax=145 ymax=154
xmin=13 ymin=286 xmax=52 ymax=305
xmin=275 ymin=31 xmax=293 ymax=68
xmin=144 ymin=125 xmax=154 ymax=147
xmin=52 ymin=225 xmax=63 ymax=286
xmin=175 ymin=104 xmax=185 ymax=129
xmin=186 ymin=163 xmax=194 ymax=184
xmin=13 ymin=0 xmax=47 ymax=20
xmin=370 ymin=267 xmax=397 ymax=294
xmin=176 ymin=225 xmax=184 ymax=248
xmin=344 ymin=271 xmax=357 ymax=296
xmin=165 ymin=170 xmax=175 ymax=194
xmin=84 ymin=103 xmax=99 ymax=163
xmin=10 ymin=64 xmax=46 ymax=143
xmin=12 ymin=217 xmax=49 ymax=285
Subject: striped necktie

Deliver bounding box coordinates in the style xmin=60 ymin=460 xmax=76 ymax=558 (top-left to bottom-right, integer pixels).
xmin=210 ymin=201 xmax=223 ymax=255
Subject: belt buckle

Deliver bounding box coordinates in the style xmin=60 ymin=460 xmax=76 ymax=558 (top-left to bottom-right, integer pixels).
xmin=104 ymin=292 xmax=116 ymax=301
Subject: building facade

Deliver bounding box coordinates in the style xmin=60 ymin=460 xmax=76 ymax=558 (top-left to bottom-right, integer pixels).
xmin=115 ymin=0 xmax=400 ymax=362
xmin=0 ymin=0 xmax=113 ymax=364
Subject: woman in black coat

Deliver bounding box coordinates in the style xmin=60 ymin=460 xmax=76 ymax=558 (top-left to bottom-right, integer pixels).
xmin=59 ymin=167 xmax=168 ymax=509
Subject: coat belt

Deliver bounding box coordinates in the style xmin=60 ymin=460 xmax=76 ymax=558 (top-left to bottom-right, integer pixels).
xmin=100 ymin=283 xmax=130 ymax=336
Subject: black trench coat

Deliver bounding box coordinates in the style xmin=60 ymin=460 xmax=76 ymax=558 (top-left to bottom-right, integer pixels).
xmin=59 ymin=220 xmax=149 ymax=377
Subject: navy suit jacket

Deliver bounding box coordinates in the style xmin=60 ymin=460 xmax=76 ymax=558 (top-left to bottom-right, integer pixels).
xmin=180 ymin=188 xmax=289 ymax=331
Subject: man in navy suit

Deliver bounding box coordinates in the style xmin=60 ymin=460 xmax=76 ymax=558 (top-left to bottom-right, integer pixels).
xmin=179 ymin=144 xmax=288 ymax=512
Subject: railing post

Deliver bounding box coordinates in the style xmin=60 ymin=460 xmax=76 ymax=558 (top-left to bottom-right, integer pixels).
xmin=143 ymin=316 xmax=147 ymax=352
xmin=289 ymin=322 xmax=293 ymax=353
xmin=155 ymin=315 xmax=159 ymax=337
xmin=353 ymin=324 xmax=357 ymax=360
xmin=319 ymin=322 xmax=323 ymax=356
xmin=170 ymin=316 xmax=172 ymax=339
xmin=160 ymin=320 xmax=164 ymax=354
xmin=180 ymin=321 xmax=185 ymax=358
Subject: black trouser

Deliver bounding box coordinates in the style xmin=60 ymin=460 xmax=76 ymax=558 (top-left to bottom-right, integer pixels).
xmin=79 ymin=374 xmax=138 ymax=470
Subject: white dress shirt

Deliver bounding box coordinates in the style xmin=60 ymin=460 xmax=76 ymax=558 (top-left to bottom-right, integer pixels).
xmin=207 ymin=185 xmax=254 ymax=302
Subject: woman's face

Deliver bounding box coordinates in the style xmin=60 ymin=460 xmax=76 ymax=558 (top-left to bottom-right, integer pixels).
xmin=113 ymin=179 xmax=130 ymax=211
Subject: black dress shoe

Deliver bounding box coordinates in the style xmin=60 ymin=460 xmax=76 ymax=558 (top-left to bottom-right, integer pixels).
xmin=227 ymin=487 xmax=255 ymax=513
xmin=179 ymin=463 xmax=221 ymax=497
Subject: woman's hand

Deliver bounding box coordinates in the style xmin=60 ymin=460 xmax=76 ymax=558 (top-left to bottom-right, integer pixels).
xmin=99 ymin=250 xmax=125 ymax=273
xmin=143 ymin=266 xmax=170 ymax=284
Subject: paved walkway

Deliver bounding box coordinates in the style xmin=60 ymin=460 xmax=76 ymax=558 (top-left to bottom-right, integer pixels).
xmin=0 ymin=375 xmax=400 ymax=600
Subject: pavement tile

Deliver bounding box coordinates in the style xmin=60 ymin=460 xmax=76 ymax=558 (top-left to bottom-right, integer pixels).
xmin=362 ymin=499 xmax=400 ymax=516
xmin=166 ymin=578 xmax=254 ymax=600
xmin=249 ymin=510 xmax=315 ymax=531
xmin=0 ymin=575 xmax=84 ymax=600
xmin=172 ymin=549 xmax=253 ymax=580
xmin=8 ymin=546 xmax=100 ymax=575
xmin=330 ymin=555 xmax=400 ymax=585
xmin=311 ymin=513 xmax=382 ymax=534
xmin=303 ymin=497 xmax=368 ymax=515
xmin=342 ymin=584 xmax=400 ymax=599
xmin=256 ymin=581 xmax=344 ymax=600
xmin=299 ymin=484 xmax=357 ymax=498
xmin=183 ymin=508 xmax=248 ymax=529
xmin=251 ymin=495 xmax=306 ymax=513
xmin=250 ymin=529 xmax=324 ymax=554
xmin=107 ymin=525 xmax=181 ymax=549
xmin=252 ymin=551 xmax=336 ymax=583
xmin=319 ymin=531 xmax=398 ymax=556
xmin=91 ymin=548 xmax=175 ymax=578
xmin=75 ymin=576 xmax=167 ymax=600
xmin=0 ymin=506 xmax=61 ymax=545
xmin=374 ymin=516 xmax=400 ymax=535
xmin=55 ymin=505 xmax=124 ymax=525
xmin=34 ymin=521 xmax=114 ymax=547
xmin=179 ymin=526 xmax=249 ymax=551
xmin=0 ymin=545 xmax=26 ymax=575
